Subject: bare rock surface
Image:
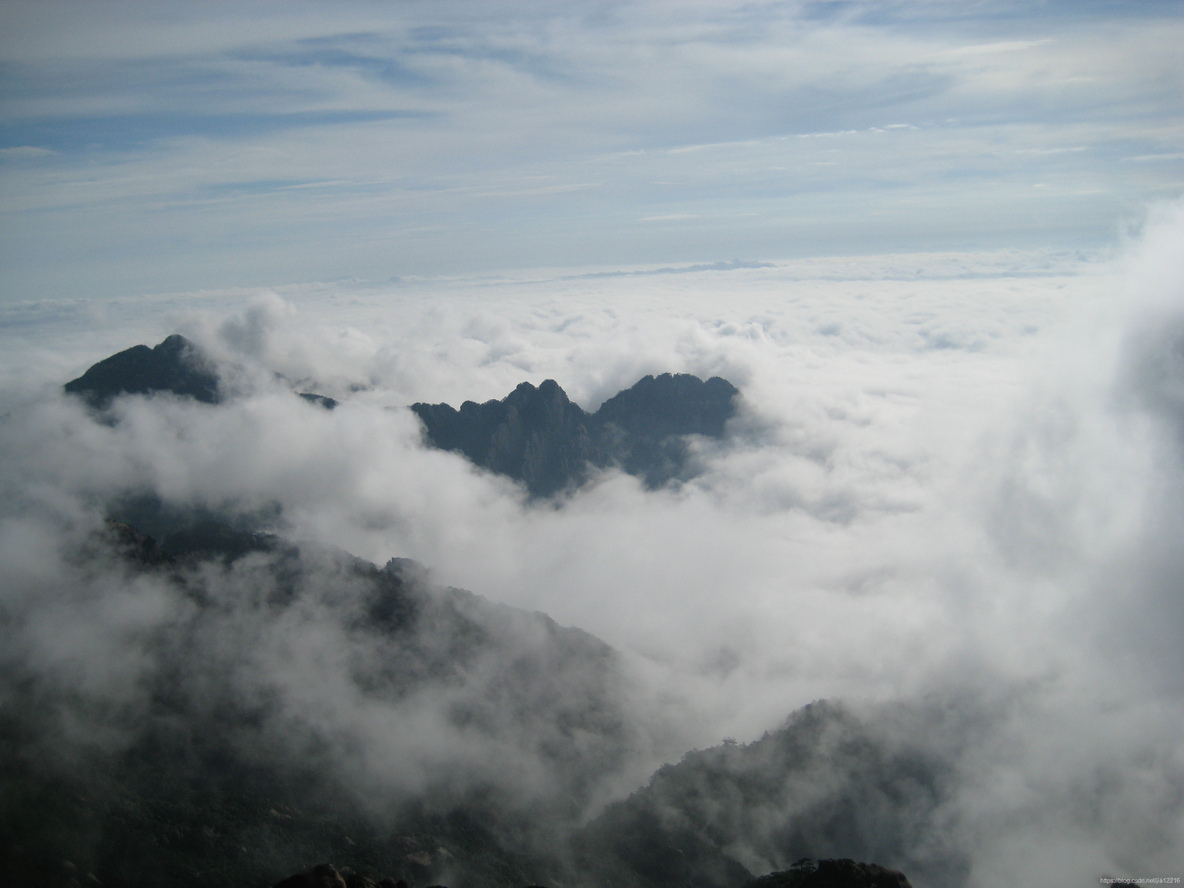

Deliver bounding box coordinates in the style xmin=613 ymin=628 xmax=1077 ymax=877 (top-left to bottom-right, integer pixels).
xmin=411 ymin=373 xmax=739 ymax=496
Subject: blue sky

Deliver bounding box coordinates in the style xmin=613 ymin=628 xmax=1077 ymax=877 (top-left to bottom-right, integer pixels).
xmin=1 ymin=0 xmax=1181 ymax=302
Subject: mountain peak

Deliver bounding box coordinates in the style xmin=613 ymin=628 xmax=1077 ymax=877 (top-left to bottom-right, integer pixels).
xmin=64 ymin=333 xmax=221 ymax=408
xmin=411 ymin=373 xmax=739 ymax=496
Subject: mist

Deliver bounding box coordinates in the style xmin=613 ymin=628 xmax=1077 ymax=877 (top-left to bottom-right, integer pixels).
xmin=2 ymin=206 xmax=1184 ymax=885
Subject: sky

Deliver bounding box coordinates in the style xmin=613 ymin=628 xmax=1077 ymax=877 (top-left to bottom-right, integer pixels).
xmin=3 ymin=2 xmax=1184 ymax=885
xmin=1 ymin=0 xmax=1183 ymax=302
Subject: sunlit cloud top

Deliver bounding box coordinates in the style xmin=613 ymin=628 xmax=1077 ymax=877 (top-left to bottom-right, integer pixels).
xmin=1 ymin=0 xmax=1182 ymax=301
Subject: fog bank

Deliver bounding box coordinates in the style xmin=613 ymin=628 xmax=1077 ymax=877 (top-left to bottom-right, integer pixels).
xmin=2 ymin=210 xmax=1184 ymax=883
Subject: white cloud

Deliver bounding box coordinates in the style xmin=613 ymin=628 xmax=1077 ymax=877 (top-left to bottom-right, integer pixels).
xmin=4 ymin=214 xmax=1184 ymax=880
xmin=1 ymin=2 xmax=1181 ymax=300
xmin=2 ymin=0 xmax=1184 ymax=878
xmin=0 ymin=145 xmax=54 ymax=158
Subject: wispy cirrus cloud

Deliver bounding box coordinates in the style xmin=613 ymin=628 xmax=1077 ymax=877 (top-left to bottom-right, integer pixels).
xmin=0 ymin=1 xmax=1181 ymax=302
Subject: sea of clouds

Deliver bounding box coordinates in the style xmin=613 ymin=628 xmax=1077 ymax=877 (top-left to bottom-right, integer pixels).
xmin=2 ymin=202 xmax=1183 ymax=884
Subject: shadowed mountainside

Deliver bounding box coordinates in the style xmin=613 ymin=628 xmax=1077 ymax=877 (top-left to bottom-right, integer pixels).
xmin=0 ymin=520 xmax=634 ymax=888
xmin=738 ymin=858 xmax=913 ymax=888
xmin=1 ymin=519 xmax=933 ymax=888
xmin=411 ymin=374 xmax=740 ymax=496
xmin=268 ymin=857 xmax=913 ymax=888
xmin=63 ymin=334 xmax=222 ymax=408
xmin=573 ymin=701 xmax=967 ymax=888
xmin=62 ymin=334 xmax=337 ymax=411
xmin=62 ymin=336 xmax=733 ymax=499
xmin=36 ymin=348 xmax=942 ymax=888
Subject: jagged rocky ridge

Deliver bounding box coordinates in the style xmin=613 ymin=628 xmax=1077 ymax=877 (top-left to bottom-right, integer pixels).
xmin=739 ymin=858 xmax=913 ymax=888
xmin=412 ymin=374 xmax=740 ymax=496
xmin=573 ymin=701 xmax=966 ymax=888
xmin=62 ymin=335 xmax=736 ymax=497
xmin=0 ymin=518 xmax=936 ymax=888
xmin=271 ymin=858 xmax=914 ymax=888
xmin=1 ymin=520 xmax=633 ymax=888
xmin=37 ymin=341 xmax=939 ymax=887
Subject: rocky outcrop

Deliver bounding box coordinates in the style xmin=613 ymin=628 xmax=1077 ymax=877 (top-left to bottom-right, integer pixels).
xmin=574 ymin=701 xmax=964 ymax=888
xmin=596 ymin=373 xmax=738 ymax=487
xmin=413 ymin=379 xmax=601 ymax=496
xmin=100 ymin=519 xmax=174 ymax=568
xmin=269 ymin=859 xmax=913 ymax=888
xmin=597 ymin=373 xmax=737 ymax=441
xmin=741 ymin=859 xmax=913 ymax=888
xmin=273 ymin=864 xmax=349 ymax=888
xmin=272 ymin=863 xmax=411 ymax=888
xmin=62 ymin=337 xmax=734 ymax=492
xmin=159 ymin=519 xmax=285 ymax=563
xmin=63 ymin=333 xmax=339 ymax=410
xmin=1 ymin=519 xmax=633 ymax=888
xmin=411 ymin=373 xmax=739 ymax=496
xmin=299 ymin=392 xmax=339 ymax=409
xmin=64 ymin=334 xmax=222 ymax=408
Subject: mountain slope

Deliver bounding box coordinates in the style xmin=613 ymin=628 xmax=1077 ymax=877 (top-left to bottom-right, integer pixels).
xmin=574 ymin=701 xmax=966 ymax=888
xmin=63 ymin=334 xmax=222 ymax=408
xmin=0 ymin=520 xmax=636 ymax=888
xmin=61 ymin=335 xmax=737 ymax=496
xmin=62 ymin=334 xmax=338 ymax=411
xmin=2 ymin=519 xmax=936 ymax=888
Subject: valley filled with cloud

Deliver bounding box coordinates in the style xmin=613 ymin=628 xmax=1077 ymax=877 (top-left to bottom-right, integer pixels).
xmin=2 ymin=3 xmax=1183 ymax=887
xmin=4 ymin=211 xmax=1184 ymax=884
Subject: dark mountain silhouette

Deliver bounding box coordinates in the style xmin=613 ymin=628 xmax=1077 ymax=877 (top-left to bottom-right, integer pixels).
xmin=739 ymin=858 xmax=913 ymax=888
xmin=63 ymin=334 xmax=222 ymax=408
xmin=30 ymin=353 xmax=933 ymax=888
xmin=63 ymin=334 xmax=338 ymax=410
xmin=62 ymin=336 xmax=733 ymax=495
xmin=573 ymin=700 xmax=965 ymax=888
xmin=412 ymin=380 xmax=601 ymax=497
xmin=0 ymin=520 xmax=632 ymax=888
xmin=411 ymin=374 xmax=740 ymax=496
xmin=300 ymin=392 xmax=340 ymax=409
xmin=1 ymin=519 xmax=925 ymax=888
xmin=0 ymin=520 xmax=928 ymax=888
xmin=268 ymin=857 xmax=912 ymax=888
xmin=102 ymin=490 xmax=284 ymax=542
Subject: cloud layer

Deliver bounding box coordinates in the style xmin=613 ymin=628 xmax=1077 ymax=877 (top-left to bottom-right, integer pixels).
xmin=4 ymin=200 xmax=1184 ymax=882
xmin=1 ymin=1 xmax=1182 ymax=300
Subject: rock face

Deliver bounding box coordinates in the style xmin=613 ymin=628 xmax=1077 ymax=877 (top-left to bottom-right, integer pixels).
xmin=269 ymin=858 xmax=912 ymax=888
xmin=574 ymin=701 xmax=964 ymax=888
xmin=299 ymin=392 xmax=340 ymax=409
xmin=595 ymin=373 xmax=739 ymax=488
xmin=741 ymin=859 xmax=914 ymax=888
xmin=62 ymin=334 xmax=339 ymax=411
xmin=62 ymin=337 xmax=734 ymax=492
xmin=63 ymin=334 xmax=222 ymax=408
xmin=2 ymin=519 xmax=633 ymax=888
xmin=273 ymin=864 xmax=349 ymax=888
xmin=413 ymin=379 xmax=599 ymax=497
xmin=411 ymin=373 xmax=739 ymax=496
xmin=272 ymin=863 xmax=410 ymax=888
xmin=7 ymin=517 xmax=928 ymax=888
xmin=596 ymin=373 xmax=737 ymax=440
